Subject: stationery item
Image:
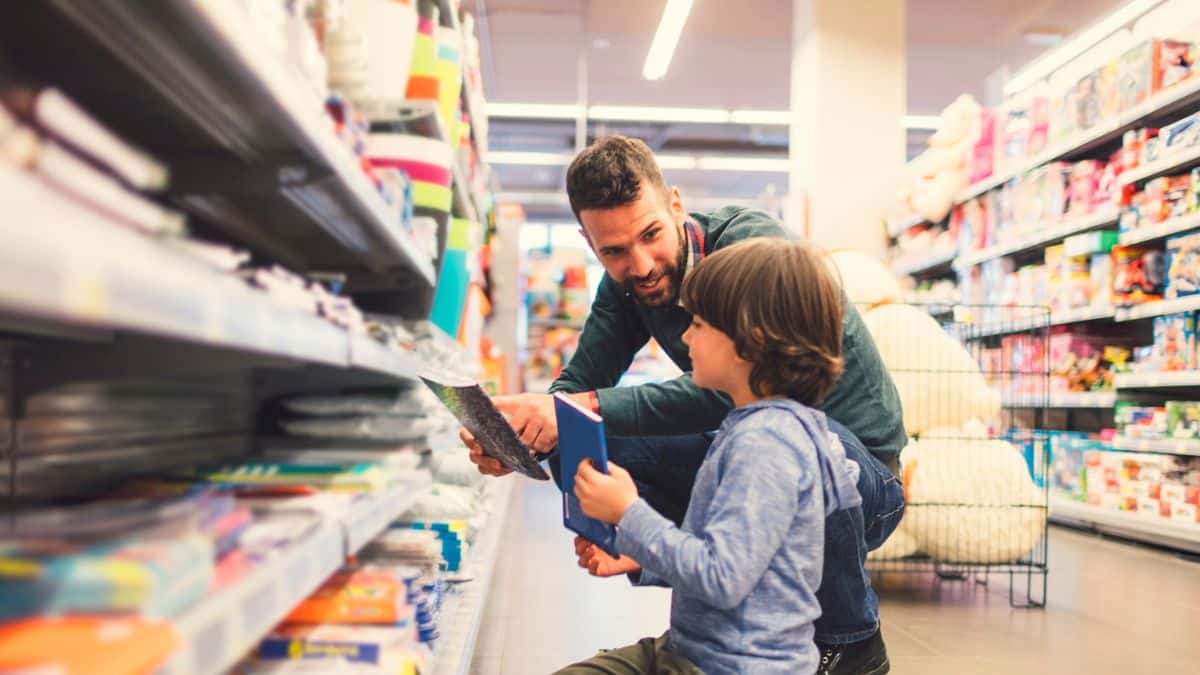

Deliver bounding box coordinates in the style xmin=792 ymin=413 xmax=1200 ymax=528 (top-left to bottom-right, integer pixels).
xmin=0 ymin=616 xmax=179 ymax=675
xmin=554 ymin=393 xmax=620 ymax=558
xmin=418 ymin=372 xmax=550 ymax=480
xmin=197 ymin=462 xmax=389 ymax=493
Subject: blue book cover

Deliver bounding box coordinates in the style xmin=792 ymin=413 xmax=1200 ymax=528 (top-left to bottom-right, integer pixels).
xmin=553 ymin=393 xmax=620 ymax=558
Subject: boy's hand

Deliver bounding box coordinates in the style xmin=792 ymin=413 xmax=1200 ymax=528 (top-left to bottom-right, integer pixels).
xmin=574 ymin=536 xmax=641 ymax=577
xmin=573 ymin=459 xmax=638 ymax=524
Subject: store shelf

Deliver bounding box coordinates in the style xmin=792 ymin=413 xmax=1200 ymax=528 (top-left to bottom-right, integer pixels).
xmin=163 ymin=483 xmax=429 ymax=675
xmin=12 ymin=0 xmax=435 ymax=293
xmin=1002 ymin=391 xmax=1115 ymax=409
xmin=955 ymin=208 xmax=1120 ymax=268
xmin=1109 ymin=436 xmax=1200 ymax=457
xmin=528 ymin=317 xmax=586 ymax=330
xmin=433 ymin=478 xmax=515 ymax=675
xmin=1115 ymin=371 xmax=1200 ymax=389
xmin=1050 ymin=496 xmax=1200 ymax=554
xmin=958 ymin=305 xmax=1113 ymax=340
xmin=1116 ymin=295 xmax=1200 ymax=321
xmin=887 ymin=214 xmax=927 ymax=239
xmin=891 ymin=247 xmax=957 ymax=277
xmin=0 ymin=162 xmax=427 ymax=385
xmin=1118 ymin=213 xmax=1200 ymax=247
xmin=954 ymin=77 xmax=1200 ymax=207
xmin=1119 ymin=142 xmax=1200 ymax=187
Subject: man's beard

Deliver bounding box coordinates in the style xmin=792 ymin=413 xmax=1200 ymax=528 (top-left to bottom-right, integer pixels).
xmin=623 ymin=231 xmax=688 ymax=308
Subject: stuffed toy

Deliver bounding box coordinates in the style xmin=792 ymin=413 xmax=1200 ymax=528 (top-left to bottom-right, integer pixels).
xmin=826 ymin=250 xmax=903 ymax=310
xmin=861 ymin=304 xmax=1001 ymax=435
xmin=902 ymin=426 xmax=1046 ymax=563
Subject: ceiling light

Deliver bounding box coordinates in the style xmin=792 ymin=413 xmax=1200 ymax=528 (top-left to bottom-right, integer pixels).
xmin=643 ymin=0 xmax=694 ymax=80
xmin=587 ymin=105 xmax=730 ymax=123
xmin=654 ymin=155 xmax=699 ymax=170
xmin=1004 ymin=0 xmax=1164 ymax=96
xmin=696 ymin=156 xmax=790 ymax=172
xmin=903 ymin=115 xmax=942 ymax=130
xmin=729 ymin=109 xmax=792 ymax=125
xmin=488 ymin=151 xmax=574 ymax=165
xmin=486 ymin=102 xmax=581 ymax=119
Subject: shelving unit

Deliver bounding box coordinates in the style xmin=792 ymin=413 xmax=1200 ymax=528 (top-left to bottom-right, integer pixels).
xmin=957 ymin=305 xmax=1115 ymax=340
xmin=1050 ymin=496 xmax=1200 ymax=554
xmin=433 ymin=478 xmax=515 ymax=675
xmin=1002 ymin=391 xmax=1116 ymax=409
xmin=955 ymin=76 xmax=1200 ymax=207
xmin=1115 ymin=371 xmax=1200 ymax=389
xmin=1119 ymin=143 xmax=1200 ymax=187
xmin=1109 ymin=436 xmax=1200 ymax=457
xmin=1116 ymin=295 xmax=1200 ymax=322
xmin=955 ymin=208 xmax=1120 ymax=268
xmin=890 ymin=247 xmax=957 ymax=277
xmin=162 ymin=484 xmax=429 ymax=675
xmin=1118 ymin=212 xmax=1200 ymax=246
xmin=2 ymin=0 xmax=437 ymax=295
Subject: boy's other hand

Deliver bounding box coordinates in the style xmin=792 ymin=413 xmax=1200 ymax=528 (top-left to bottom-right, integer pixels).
xmin=461 ymin=429 xmax=514 ymax=477
xmin=573 ymin=459 xmax=637 ymax=524
xmin=574 ymin=536 xmax=641 ymax=577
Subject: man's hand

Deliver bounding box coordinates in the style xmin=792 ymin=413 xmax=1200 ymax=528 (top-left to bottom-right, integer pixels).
xmin=574 ymin=459 xmax=638 ymax=524
xmin=574 ymin=536 xmax=641 ymax=577
xmin=493 ymin=393 xmax=560 ymax=453
xmin=460 ymin=429 xmax=513 ymax=477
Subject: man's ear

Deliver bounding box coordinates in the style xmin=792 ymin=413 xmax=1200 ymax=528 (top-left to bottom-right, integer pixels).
xmin=668 ymin=185 xmax=685 ymax=218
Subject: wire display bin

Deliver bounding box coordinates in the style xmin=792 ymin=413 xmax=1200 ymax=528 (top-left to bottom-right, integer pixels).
xmin=862 ymin=303 xmax=1050 ymax=609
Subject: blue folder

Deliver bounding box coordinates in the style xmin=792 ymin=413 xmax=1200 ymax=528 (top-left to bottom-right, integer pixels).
xmin=553 ymin=393 xmax=620 ymax=558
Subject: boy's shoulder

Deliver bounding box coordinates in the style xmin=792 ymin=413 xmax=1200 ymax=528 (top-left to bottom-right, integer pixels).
xmin=723 ymin=400 xmax=827 ymax=453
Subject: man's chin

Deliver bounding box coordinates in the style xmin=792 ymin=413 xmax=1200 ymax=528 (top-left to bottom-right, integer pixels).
xmin=632 ymin=287 xmax=678 ymax=308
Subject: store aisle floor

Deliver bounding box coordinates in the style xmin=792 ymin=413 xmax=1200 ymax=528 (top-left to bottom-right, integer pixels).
xmin=471 ymin=480 xmax=1200 ymax=675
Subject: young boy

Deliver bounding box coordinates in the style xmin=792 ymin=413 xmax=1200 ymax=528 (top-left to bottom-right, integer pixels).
xmin=558 ymin=238 xmax=866 ymax=675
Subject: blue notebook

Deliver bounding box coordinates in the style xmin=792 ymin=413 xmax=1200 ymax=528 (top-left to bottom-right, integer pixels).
xmin=553 ymin=393 xmax=620 ymax=558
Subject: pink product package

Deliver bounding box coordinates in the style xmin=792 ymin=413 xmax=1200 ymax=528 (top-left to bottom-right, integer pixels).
xmin=970 ymin=109 xmax=998 ymax=184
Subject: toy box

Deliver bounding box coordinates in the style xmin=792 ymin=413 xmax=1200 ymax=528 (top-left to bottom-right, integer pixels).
xmin=1160 ymin=112 xmax=1200 ymax=160
xmin=1091 ymin=253 xmax=1114 ymax=306
xmin=1166 ymin=231 xmax=1200 ymax=299
xmin=1118 ymin=41 xmax=1155 ymax=112
xmin=1115 ymin=403 xmax=1168 ymax=439
xmin=1063 ymin=229 xmax=1119 ymax=257
xmin=1153 ymin=312 xmax=1197 ymax=370
xmin=1154 ymin=39 xmax=1197 ymax=92
xmin=1112 ymin=244 xmax=1165 ymax=304
xmin=969 ymin=108 xmax=997 ymax=185
xmin=1074 ymin=69 xmax=1103 ymax=131
xmin=1066 ymin=161 xmax=1104 ymax=218
xmin=1028 ymin=96 xmax=1050 ymax=156
xmin=1167 ymin=401 xmax=1200 ymax=439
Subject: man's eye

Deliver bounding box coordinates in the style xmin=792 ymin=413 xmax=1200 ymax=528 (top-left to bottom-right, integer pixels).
xmin=643 ymin=229 xmax=659 ymax=241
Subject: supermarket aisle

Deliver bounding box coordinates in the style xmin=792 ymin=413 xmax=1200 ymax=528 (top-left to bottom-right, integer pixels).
xmin=473 ymin=480 xmax=1200 ymax=675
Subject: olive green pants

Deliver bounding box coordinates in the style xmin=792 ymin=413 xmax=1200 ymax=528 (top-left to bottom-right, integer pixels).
xmin=553 ymin=633 xmax=702 ymax=675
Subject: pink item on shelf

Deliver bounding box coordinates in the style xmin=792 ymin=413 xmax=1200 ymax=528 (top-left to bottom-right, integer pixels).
xmin=969 ymin=108 xmax=997 ymax=185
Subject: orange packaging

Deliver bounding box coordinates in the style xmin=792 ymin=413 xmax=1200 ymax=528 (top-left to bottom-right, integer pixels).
xmin=285 ymin=571 xmax=411 ymax=625
xmin=0 ymin=616 xmax=178 ymax=675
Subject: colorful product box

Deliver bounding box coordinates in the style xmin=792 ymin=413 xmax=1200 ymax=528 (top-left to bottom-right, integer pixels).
xmin=1154 ymin=39 xmax=1197 ymax=92
xmin=1167 ymin=401 xmax=1200 ymax=439
xmin=1154 ymin=313 xmax=1197 ymax=370
xmin=1118 ymin=41 xmax=1156 ymax=112
xmin=1112 ymin=245 xmax=1165 ymax=305
xmin=1063 ymin=229 xmax=1119 ymax=257
xmin=1166 ymin=231 xmax=1200 ymax=299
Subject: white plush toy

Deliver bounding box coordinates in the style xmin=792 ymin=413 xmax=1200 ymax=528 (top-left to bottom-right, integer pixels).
xmin=861 ymin=304 xmax=1001 ymax=435
xmin=901 ymin=94 xmax=984 ymax=223
xmin=826 ymin=250 xmax=903 ymax=310
xmin=902 ymin=426 xmax=1045 ymax=564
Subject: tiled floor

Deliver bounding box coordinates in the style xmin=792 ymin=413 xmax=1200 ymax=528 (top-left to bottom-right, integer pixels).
xmin=470 ymin=480 xmax=1200 ymax=675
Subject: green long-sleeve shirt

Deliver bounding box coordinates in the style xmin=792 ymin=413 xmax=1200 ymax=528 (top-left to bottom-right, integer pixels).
xmin=549 ymin=206 xmax=907 ymax=463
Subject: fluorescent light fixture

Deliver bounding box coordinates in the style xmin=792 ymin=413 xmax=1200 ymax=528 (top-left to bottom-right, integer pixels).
xmin=903 ymin=114 xmax=942 ymax=130
xmin=696 ymin=156 xmax=790 ymax=172
xmin=654 ymin=155 xmax=699 ymax=170
xmin=486 ymin=102 xmax=582 ymax=119
xmin=643 ymin=0 xmax=694 ymax=80
xmin=588 ymin=105 xmax=730 ymax=124
xmin=488 ymin=151 xmax=574 ymax=165
xmin=1004 ymin=0 xmax=1164 ymax=96
xmin=729 ymin=109 xmax=792 ymax=125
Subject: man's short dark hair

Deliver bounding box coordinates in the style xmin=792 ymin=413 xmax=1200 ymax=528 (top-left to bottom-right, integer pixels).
xmin=681 ymin=239 xmax=845 ymax=407
xmin=566 ymin=135 xmax=668 ymax=221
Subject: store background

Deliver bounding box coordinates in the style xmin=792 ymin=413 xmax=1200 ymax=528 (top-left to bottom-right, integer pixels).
xmin=0 ymin=0 xmax=1198 ymax=674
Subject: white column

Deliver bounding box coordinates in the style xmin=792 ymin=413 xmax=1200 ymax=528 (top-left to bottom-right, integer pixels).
xmin=788 ymin=0 xmax=906 ymax=258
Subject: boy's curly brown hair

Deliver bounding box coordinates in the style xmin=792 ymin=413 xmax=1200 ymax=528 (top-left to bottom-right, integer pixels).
xmin=681 ymin=238 xmax=845 ymax=407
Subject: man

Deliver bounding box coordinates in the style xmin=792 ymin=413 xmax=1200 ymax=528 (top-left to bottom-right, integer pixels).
xmin=464 ymin=135 xmax=906 ymax=675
